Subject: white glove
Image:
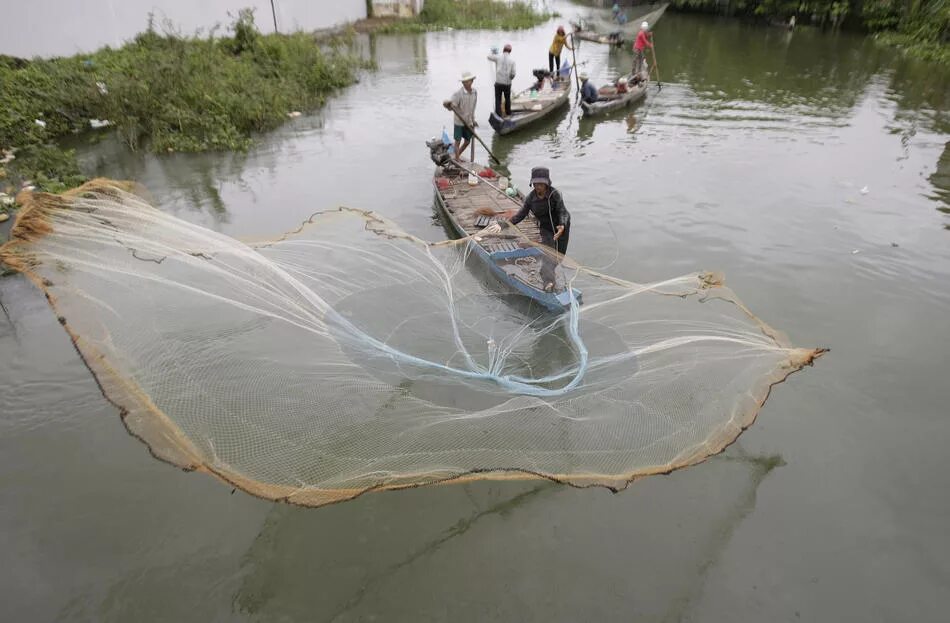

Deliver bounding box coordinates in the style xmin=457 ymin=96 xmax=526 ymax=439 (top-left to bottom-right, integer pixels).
xmin=483 ymin=222 xmax=503 ymax=235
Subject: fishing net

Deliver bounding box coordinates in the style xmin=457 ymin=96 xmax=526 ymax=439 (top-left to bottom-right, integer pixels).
xmin=0 ymin=180 xmax=823 ymax=507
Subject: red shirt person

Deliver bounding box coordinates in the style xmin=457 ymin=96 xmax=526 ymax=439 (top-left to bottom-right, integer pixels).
xmin=632 ymin=21 xmax=652 ymax=74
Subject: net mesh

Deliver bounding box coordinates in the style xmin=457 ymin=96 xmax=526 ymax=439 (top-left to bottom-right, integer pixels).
xmin=0 ymin=180 xmax=823 ymax=506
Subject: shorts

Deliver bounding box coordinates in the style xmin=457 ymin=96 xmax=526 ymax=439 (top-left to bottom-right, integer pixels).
xmin=453 ymin=124 xmax=473 ymax=141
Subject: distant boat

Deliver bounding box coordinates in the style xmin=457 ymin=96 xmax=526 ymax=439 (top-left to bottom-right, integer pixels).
xmin=488 ymin=63 xmax=572 ymax=136
xmin=571 ymin=28 xmax=626 ymax=48
xmin=579 ymin=2 xmax=669 ymax=39
xmin=426 ymin=138 xmax=581 ymax=312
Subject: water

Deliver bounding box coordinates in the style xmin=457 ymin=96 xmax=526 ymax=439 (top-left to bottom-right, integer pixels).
xmin=2 ymin=5 xmax=949 ymax=621
xmin=0 ymin=0 xmax=367 ymax=58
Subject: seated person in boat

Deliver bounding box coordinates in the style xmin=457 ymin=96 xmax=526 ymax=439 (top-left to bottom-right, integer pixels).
xmin=580 ymin=72 xmax=599 ymax=104
xmin=483 ymin=167 xmax=571 ymax=292
xmin=442 ymin=71 xmax=478 ymax=160
xmin=616 ymin=76 xmax=629 ymax=94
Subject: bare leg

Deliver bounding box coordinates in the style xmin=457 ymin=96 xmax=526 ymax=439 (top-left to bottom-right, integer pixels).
xmin=458 ymin=138 xmax=472 ymax=160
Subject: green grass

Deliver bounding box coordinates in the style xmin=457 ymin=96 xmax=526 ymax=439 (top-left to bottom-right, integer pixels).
xmin=0 ymin=9 xmax=371 ymax=194
xmin=374 ymin=0 xmax=553 ymax=33
xmin=874 ymin=32 xmax=950 ymax=64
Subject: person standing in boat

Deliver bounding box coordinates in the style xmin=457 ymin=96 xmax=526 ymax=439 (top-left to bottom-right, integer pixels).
xmin=579 ymin=72 xmax=599 ymax=104
xmin=633 ymin=21 xmax=653 ymax=75
xmin=484 ymin=167 xmax=571 ymax=292
xmin=487 ymin=44 xmax=516 ymax=118
xmin=442 ymin=72 xmax=478 ymax=161
xmin=548 ymin=26 xmax=573 ymax=79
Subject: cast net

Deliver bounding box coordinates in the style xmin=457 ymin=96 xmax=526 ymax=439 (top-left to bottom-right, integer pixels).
xmin=0 ymin=180 xmax=822 ymax=506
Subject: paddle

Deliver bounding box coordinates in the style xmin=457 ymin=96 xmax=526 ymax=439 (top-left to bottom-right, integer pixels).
xmin=449 ymin=104 xmax=503 ymax=166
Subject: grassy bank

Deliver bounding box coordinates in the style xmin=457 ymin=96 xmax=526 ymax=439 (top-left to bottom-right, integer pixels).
xmin=875 ymin=31 xmax=950 ymax=64
xmin=370 ymin=0 xmax=553 ymax=34
xmin=0 ymin=9 xmax=370 ymax=201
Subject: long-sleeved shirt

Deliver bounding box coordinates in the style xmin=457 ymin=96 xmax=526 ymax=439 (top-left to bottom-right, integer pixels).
xmin=510 ymin=187 xmax=570 ymax=233
xmin=581 ymin=80 xmax=599 ymax=104
xmin=634 ymin=30 xmax=653 ymax=51
xmin=549 ymin=33 xmax=570 ymax=56
xmin=448 ymin=86 xmax=477 ymax=126
xmin=487 ymin=52 xmax=516 ymax=86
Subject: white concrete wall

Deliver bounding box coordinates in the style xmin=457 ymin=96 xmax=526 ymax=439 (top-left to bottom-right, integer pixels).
xmin=371 ymin=0 xmax=424 ymax=17
xmin=0 ymin=0 xmax=367 ymax=59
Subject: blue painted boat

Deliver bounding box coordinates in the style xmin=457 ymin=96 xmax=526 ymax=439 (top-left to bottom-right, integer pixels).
xmin=427 ymin=141 xmax=582 ymax=313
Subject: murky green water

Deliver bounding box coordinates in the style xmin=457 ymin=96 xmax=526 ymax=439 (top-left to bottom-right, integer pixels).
xmin=2 ymin=5 xmax=949 ymax=621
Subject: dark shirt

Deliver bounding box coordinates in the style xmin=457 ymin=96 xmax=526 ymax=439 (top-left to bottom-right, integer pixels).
xmin=581 ymin=80 xmax=599 ymax=104
xmin=510 ymin=187 xmax=570 ymax=233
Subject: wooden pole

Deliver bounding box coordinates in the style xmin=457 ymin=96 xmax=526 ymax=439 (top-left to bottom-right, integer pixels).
xmin=270 ymin=0 xmax=278 ymax=33
xmin=650 ymin=38 xmax=662 ymax=89
xmin=570 ymin=33 xmax=580 ymax=94
xmin=451 ymin=105 xmax=503 ymax=165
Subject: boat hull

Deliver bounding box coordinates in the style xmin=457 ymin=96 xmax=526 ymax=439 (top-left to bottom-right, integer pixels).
xmin=580 ymin=77 xmax=648 ymax=117
xmin=431 ymin=164 xmax=581 ymax=312
xmin=488 ymin=79 xmax=571 ymax=135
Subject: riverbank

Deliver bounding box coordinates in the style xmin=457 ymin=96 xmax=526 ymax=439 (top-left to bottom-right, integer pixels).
xmin=668 ymin=0 xmax=948 ymax=65
xmin=363 ymin=0 xmax=553 ymax=34
xmin=0 ymin=9 xmax=369 ymax=204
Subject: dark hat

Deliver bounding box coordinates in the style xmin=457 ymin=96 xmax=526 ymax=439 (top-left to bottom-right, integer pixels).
xmin=530 ymin=167 xmax=551 ymax=186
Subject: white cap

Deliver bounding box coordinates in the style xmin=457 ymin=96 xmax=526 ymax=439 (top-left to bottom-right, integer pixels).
xmin=579 ymin=71 xmax=589 ymax=80
xmin=460 ymin=71 xmax=476 ymax=82
xmin=618 ymin=77 xmax=628 ymax=84
xmin=641 ymin=21 xmax=649 ymax=29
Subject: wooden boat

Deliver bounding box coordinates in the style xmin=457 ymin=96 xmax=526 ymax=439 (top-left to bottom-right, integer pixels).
xmin=580 ymin=70 xmax=649 ymax=117
xmin=426 ymin=141 xmax=581 ymax=312
xmin=488 ymin=68 xmax=572 ymax=136
xmin=571 ymin=28 xmax=625 ymax=48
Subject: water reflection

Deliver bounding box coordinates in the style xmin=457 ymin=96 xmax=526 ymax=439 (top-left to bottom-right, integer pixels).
xmin=231 ymin=448 xmax=784 ymax=622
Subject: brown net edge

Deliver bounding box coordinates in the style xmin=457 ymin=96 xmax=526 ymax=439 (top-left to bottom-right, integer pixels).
xmin=4 ymin=264 xmax=830 ymax=508
xmin=1 ymin=179 xmax=148 ymax=271
xmin=0 ymin=184 xmax=828 ymax=509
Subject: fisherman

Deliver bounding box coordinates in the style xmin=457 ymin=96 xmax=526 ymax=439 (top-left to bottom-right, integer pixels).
xmin=548 ymin=26 xmax=573 ymax=78
xmin=442 ymin=71 xmax=478 ymax=161
xmin=616 ymin=76 xmax=629 ymax=94
xmin=484 ymin=167 xmax=571 ymax=292
xmin=633 ymin=21 xmax=653 ymax=75
xmin=487 ymin=44 xmax=516 ymax=118
xmin=579 ymin=72 xmax=599 ymax=104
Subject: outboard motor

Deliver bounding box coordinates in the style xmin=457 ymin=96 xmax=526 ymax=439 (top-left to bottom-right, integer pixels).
xmin=426 ymin=137 xmax=454 ymax=168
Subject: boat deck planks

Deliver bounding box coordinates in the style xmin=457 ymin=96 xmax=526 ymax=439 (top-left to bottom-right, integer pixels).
xmin=432 ymin=161 xmax=578 ymax=311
